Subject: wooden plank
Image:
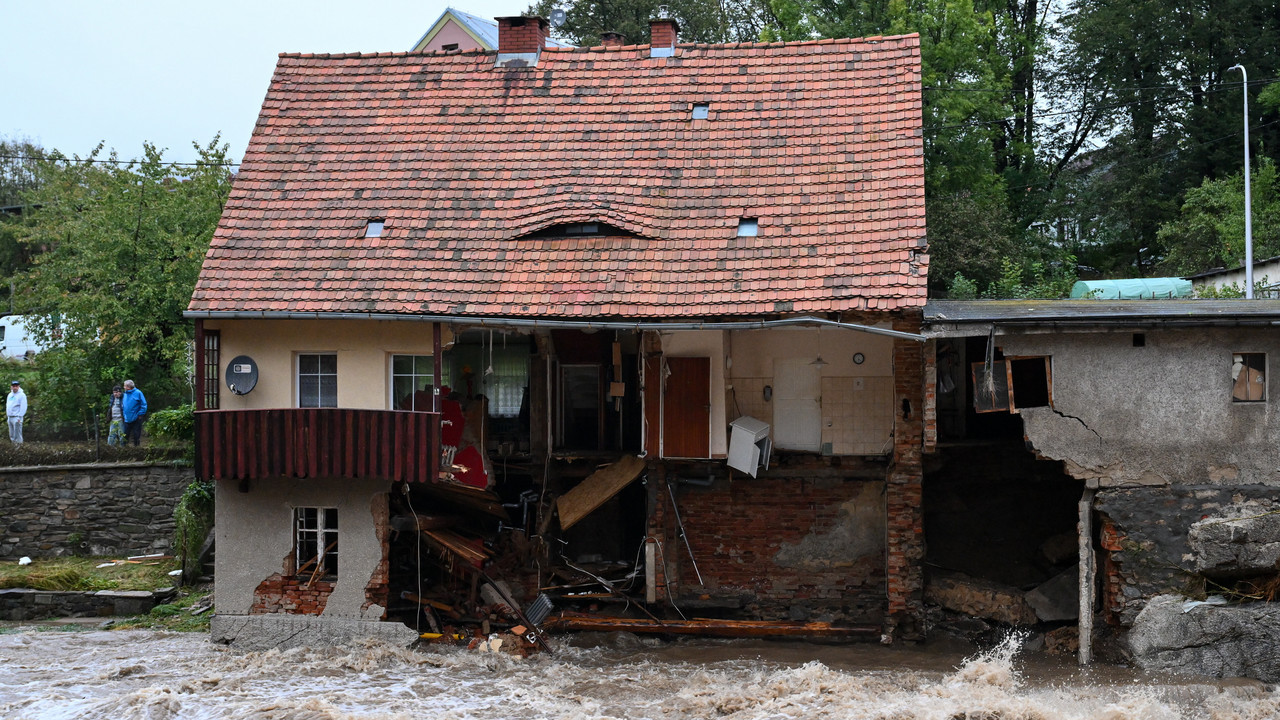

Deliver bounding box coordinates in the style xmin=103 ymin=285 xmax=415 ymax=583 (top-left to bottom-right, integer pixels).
xmin=556 ymin=454 xmax=646 ymax=531
xmin=542 ymin=615 xmax=879 ymax=640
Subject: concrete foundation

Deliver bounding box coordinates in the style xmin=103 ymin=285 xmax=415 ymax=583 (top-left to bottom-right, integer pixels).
xmin=211 ymin=613 xmax=419 ymax=651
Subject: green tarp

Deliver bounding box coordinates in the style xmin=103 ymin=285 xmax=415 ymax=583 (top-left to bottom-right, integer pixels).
xmin=1069 ymin=278 xmax=1193 ymax=299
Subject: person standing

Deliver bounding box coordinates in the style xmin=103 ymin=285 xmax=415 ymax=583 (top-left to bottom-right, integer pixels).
xmin=121 ymin=379 xmax=147 ymax=447
xmin=107 ymin=385 xmax=125 ymax=446
xmin=7 ymin=380 xmax=27 ymax=444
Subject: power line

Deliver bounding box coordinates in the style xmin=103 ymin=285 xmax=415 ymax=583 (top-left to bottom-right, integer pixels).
xmin=924 ymin=76 xmax=1280 ymax=94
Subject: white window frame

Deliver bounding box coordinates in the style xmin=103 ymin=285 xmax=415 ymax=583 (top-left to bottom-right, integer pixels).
xmin=294 ymin=506 xmax=338 ymax=579
xmin=297 ymin=352 xmax=337 ymax=408
xmin=390 ymin=353 xmax=435 ymax=411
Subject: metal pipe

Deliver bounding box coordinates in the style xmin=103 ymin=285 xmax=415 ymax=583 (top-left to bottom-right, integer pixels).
xmin=1228 ymin=64 xmax=1253 ymax=299
xmin=184 ymin=311 xmax=927 ymax=341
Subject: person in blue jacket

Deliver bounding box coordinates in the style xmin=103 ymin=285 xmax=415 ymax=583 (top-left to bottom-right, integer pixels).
xmin=121 ymin=379 xmax=148 ymax=446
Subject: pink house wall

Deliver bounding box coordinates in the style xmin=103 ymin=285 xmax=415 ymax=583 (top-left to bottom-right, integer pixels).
xmin=421 ymin=20 xmax=486 ymax=51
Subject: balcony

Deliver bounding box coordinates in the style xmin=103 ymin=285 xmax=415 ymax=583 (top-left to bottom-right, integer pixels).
xmin=195 ymin=408 xmax=440 ymax=485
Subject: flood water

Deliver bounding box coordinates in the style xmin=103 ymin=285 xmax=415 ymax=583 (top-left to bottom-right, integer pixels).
xmin=1 ymin=626 xmax=1276 ymax=719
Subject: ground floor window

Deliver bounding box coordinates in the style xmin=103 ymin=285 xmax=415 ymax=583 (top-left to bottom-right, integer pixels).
xmin=295 ymin=507 xmax=338 ymax=579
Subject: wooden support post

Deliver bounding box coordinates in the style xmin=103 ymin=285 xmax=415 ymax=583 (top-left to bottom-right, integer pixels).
xmin=1078 ymin=487 xmax=1096 ymax=666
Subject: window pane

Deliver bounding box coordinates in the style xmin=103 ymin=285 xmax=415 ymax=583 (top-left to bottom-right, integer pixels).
xmin=299 ymin=376 xmax=320 ymax=407
xmin=393 ymin=376 xmax=414 ymax=410
xmin=319 ymin=376 xmax=338 ymax=407
xmin=393 ymin=355 xmax=412 ymax=374
xmin=299 ymin=354 xmax=318 ymax=374
xmin=414 ymin=355 xmax=433 ymax=374
xmin=318 ymin=354 xmax=338 ymax=374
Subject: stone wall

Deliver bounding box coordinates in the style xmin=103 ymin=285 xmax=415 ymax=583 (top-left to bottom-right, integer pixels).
xmin=0 ymin=463 xmax=193 ymax=559
xmin=0 ymin=588 xmax=172 ymax=621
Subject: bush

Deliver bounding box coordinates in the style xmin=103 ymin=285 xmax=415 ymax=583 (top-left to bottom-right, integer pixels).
xmin=146 ymin=404 xmax=194 ymax=443
xmin=173 ymin=478 xmax=215 ymax=582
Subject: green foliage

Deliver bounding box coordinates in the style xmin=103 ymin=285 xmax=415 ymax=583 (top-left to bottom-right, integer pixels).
xmin=109 ymin=590 xmax=212 ymax=632
xmin=146 ymin=403 xmax=194 ymax=443
xmin=173 ymin=479 xmax=215 ymax=580
xmin=11 ymin=138 xmax=231 ymax=427
xmin=980 ymin=256 xmax=1077 ymax=299
xmin=527 ymin=0 xmax=771 ymax=46
xmin=1158 ymin=157 xmax=1280 ymax=277
xmin=946 ymin=273 xmax=979 ymax=300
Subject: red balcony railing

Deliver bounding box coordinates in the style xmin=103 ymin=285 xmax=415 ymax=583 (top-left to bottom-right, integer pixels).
xmin=195 ymin=408 xmax=440 ymax=485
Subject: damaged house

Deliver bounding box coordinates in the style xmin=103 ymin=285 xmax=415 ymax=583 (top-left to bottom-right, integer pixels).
xmin=924 ymin=299 xmax=1280 ymax=676
xmin=188 ymin=16 xmax=930 ymax=648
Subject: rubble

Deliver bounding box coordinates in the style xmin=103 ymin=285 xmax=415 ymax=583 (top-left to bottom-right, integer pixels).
xmin=1127 ymin=594 xmax=1280 ymax=682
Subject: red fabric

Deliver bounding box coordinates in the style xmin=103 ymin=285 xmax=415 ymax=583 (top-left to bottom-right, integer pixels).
xmin=452 ymin=446 xmax=489 ymax=489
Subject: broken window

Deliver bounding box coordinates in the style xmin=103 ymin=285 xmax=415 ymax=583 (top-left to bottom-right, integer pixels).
xmin=971 ymin=356 xmax=1052 ymax=413
xmin=298 ymin=353 xmax=337 ymax=407
xmin=392 ymin=354 xmax=435 ymax=411
xmin=1232 ymin=353 xmax=1266 ymax=402
xmin=294 ymin=507 xmax=338 ymax=578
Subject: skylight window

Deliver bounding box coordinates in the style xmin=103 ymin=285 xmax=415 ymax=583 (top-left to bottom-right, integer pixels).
xmin=737 ymin=218 xmax=758 ymax=237
xmin=692 ymin=103 xmax=710 ymax=120
xmin=365 ymin=219 xmax=384 ymax=238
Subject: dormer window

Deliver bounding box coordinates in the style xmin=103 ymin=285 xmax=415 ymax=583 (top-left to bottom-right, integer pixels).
xmin=737 ymin=218 xmax=758 ymax=237
xmin=692 ymin=103 xmax=709 ymax=120
xmin=365 ymin=219 xmax=384 ymax=238
xmin=563 ymin=223 xmax=599 ymax=235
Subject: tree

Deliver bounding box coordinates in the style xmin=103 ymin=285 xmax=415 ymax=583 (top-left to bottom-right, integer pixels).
xmin=527 ymin=0 xmax=770 ymax=46
xmin=13 ymin=139 xmax=232 ymax=427
xmin=0 ymin=137 xmax=47 ymax=312
xmin=1158 ymin=156 xmax=1280 ymax=277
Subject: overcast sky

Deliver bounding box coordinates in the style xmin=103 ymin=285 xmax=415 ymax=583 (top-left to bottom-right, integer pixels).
xmin=3 ymin=1 xmax=530 ymax=165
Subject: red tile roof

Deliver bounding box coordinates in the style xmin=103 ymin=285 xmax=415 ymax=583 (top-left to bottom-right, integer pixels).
xmin=190 ymin=36 xmax=927 ymax=319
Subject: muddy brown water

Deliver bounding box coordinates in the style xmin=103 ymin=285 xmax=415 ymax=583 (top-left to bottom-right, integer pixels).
xmin=0 ymin=627 xmax=1275 ymax=719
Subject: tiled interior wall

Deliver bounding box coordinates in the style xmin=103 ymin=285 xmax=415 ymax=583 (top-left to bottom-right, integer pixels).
xmin=726 ymin=375 xmax=893 ymax=456
xmin=728 ymin=377 xmax=773 ymax=427
xmin=822 ymin=376 xmax=894 ymax=455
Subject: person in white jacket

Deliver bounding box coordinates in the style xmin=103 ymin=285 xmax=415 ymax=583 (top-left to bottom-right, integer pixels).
xmin=7 ymin=380 xmax=27 ymax=444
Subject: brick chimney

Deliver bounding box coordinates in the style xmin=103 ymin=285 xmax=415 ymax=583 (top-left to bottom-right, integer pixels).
xmin=601 ymin=31 xmax=626 ymax=47
xmin=496 ymin=16 xmax=549 ymax=67
xmin=649 ymin=11 xmax=679 ymax=58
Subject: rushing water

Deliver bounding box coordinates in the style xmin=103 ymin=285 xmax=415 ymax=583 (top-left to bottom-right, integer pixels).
xmin=0 ymin=626 xmax=1275 ymax=719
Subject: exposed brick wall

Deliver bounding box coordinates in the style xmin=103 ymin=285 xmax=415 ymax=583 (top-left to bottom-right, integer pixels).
xmin=650 ymin=19 xmax=678 ymax=48
xmin=497 ymin=16 xmax=548 ymax=54
xmin=886 ymin=312 xmax=926 ymax=639
xmin=251 ymin=572 xmax=334 ymax=615
xmin=363 ymin=495 xmax=391 ymax=616
xmin=654 ymin=469 xmax=887 ymax=624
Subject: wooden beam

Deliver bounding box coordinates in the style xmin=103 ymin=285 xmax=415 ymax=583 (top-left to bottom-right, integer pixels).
xmin=555 ymin=454 xmax=646 ymax=530
xmin=543 ymin=615 xmax=879 ymax=640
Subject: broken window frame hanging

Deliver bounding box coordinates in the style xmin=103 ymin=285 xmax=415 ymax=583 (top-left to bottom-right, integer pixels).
xmin=1232 ymin=352 xmax=1266 ymax=403
xmin=294 ymin=507 xmax=338 ymax=579
xmin=971 ymin=354 xmax=1053 ymax=414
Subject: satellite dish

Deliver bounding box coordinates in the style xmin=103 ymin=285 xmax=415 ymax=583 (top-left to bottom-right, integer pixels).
xmin=225 ymin=355 xmax=259 ymax=395
xmin=549 ymin=8 xmax=566 ymax=28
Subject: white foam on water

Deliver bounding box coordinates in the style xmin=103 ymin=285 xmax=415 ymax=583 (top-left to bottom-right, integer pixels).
xmin=0 ymin=628 xmax=1275 ymax=720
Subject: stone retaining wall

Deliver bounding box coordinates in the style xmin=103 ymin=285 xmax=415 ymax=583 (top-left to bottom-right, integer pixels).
xmin=0 ymin=463 xmax=194 ymax=559
xmin=0 ymin=587 xmax=173 ymax=621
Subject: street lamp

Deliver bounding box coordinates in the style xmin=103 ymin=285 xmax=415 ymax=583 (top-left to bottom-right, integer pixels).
xmin=1228 ymin=64 xmax=1253 ymax=298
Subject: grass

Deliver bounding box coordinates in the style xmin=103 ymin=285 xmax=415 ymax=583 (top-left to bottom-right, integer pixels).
xmin=0 ymin=556 xmax=182 ymax=592
xmin=0 ymin=440 xmax=190 ymax=467
xmin=0 ymin=557 xmax=213 ymax=633
xmin=109 ymin=590 xmax=213 ymax=632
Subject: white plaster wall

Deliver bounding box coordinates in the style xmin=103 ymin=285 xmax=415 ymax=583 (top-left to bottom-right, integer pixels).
xmin=1191 ymin=259 xmax=1280 ymax=294
xmin=204 ymin=319 xmax=449 ymax=410
xmin=215 ymin=476 xmax=389 ymax=619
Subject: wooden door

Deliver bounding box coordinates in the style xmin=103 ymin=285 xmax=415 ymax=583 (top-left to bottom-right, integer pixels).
xmin=663 ymin=356 xmax=710 ymax=458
